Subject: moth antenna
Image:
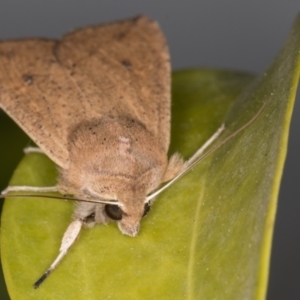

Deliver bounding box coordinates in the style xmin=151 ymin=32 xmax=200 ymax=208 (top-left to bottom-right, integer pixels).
xmin=146 ymin=98 xmax=269 ymax=203
xmin=33 ymin=219 xmax=83 ymax=288
xmin=0 ymin=193 xmax=123 ymax=206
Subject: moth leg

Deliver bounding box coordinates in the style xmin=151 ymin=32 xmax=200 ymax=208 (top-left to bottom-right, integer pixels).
xmin=94 ymin=204 xmax=109 ymax=225
xmin=185 ymin=123 xmax=225 ymax=166
xmin=33 ymin=219 xmax=83 ymax=288
xmin=73 ymin=202 xmax=108 ymax=228
xmin=23 ymin=146 xmax=45 ymax=154
xmin=1 ymin=185 xmax=58 ymax=195
xmin=162 ymin=124 xmax=225 ymax=182
xmin=73 ymin=202 xmax=96 ymax=228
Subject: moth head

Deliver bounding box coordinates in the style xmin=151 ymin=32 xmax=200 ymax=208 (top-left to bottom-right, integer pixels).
xmin=103 ymin=186 xmax=152 ymax=236
xmin=104 ymin=201 xmax=151 ymax=236
xmin=79 ymin=183 xmax=153 ymax=237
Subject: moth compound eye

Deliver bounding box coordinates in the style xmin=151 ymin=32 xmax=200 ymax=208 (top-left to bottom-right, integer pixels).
xmin=105 ymin=204 xmax=123 ymax=220
xmin=143 ymin=202 xmax=151 ymax=217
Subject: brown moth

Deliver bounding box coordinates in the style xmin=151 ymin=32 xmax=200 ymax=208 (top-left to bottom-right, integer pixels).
xmin=0 ymin=15 xmax=227 ymax=287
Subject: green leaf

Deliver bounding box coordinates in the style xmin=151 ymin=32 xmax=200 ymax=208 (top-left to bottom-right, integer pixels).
xmin=1 ymin=14 xmax=300 ymax=300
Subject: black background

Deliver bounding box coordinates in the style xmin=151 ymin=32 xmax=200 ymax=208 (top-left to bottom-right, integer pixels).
xmin=0 ymin=1 xmax=299 ymax=299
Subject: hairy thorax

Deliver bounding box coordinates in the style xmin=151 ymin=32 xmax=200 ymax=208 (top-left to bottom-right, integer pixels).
xmin=57 ymin=116 xmax=168 ymax=205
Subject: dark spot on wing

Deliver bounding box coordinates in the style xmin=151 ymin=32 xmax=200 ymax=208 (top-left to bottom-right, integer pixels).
xmin=22 ymin=74 xmax=34 ymax=85
xmin=121 ymin=59 xmax=132 ymax=71
xmin=116 ymin=31 xmax=127 ymax=41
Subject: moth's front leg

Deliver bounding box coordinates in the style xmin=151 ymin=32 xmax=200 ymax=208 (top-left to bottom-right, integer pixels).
xmin=73 ymin=202 xmax=109 ymax=228
xmin=33 ymin=219 xmax=83 ymax=288
xmin=94 ymin=204 xmax=110 ymax=225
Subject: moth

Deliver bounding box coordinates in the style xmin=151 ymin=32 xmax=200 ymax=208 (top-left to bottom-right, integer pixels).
xmin=0 ymin=15 xmax=230 ymax=287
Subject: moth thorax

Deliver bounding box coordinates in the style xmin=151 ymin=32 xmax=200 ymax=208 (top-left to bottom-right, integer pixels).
xmin=60 ymin=116 xmax=168 ymax=198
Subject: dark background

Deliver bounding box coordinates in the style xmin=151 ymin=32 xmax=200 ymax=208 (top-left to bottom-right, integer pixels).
xmin=0 ymin=1 xmax=299 ymax=299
